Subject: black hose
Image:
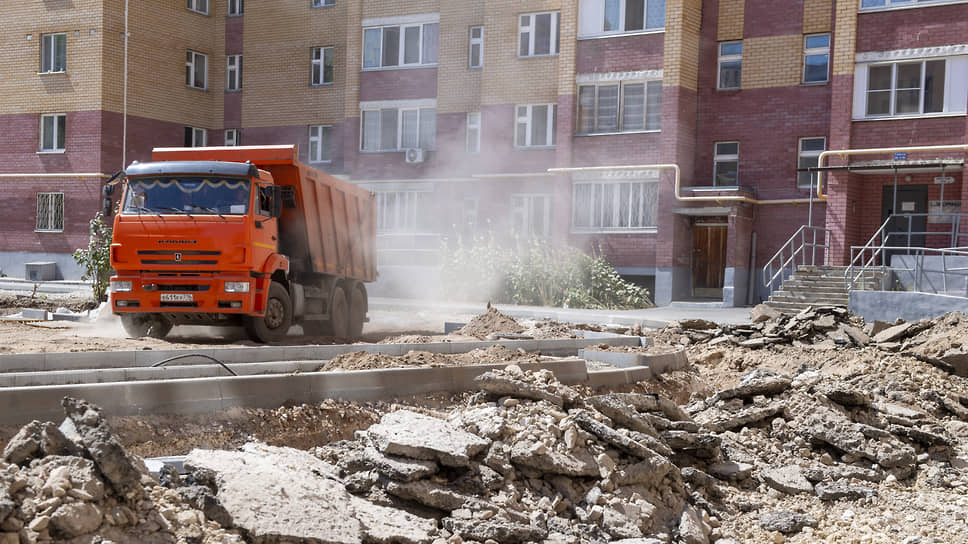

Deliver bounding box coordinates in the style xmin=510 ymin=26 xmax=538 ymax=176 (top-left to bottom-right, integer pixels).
xmin=149 ymin=353 xmax=238 ymax=376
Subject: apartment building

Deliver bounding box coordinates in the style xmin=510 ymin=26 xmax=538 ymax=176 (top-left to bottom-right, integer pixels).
xmin=2 ymin=0 xmax=966 ymax=306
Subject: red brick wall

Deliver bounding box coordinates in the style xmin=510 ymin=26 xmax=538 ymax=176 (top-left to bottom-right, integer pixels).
xmin=851 ymin=117 xmax=966 ymax=149
xmin=657 ymin=85 xmax=698 ymax=270
xmin=226 ymin=15 xmax=244 ymax=54
xmin=855 ymin=3 xmax=968 ymax=53
xmin=743 ymin=0 xmax=805 ymax=38
xmin=570 ymin=232 xmax=658 ymax=268
xmin=241 ymin=122 xmax=348 ymax=172
xmin=359 ymin=68 xmax=438 ymax=102
xmin=0 ymin=112 xmax=103 ymax=174
xmin=575 ymin=33 xmax=664 ymax=73
xmin=224 ymin=92 xmax=242 ymax=129
xmin=570 ymin=132 xmax=663 ymax=167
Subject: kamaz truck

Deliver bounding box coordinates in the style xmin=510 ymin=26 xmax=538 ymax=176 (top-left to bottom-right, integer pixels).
xmin=108 ymin=145 xmax=376 ymax=342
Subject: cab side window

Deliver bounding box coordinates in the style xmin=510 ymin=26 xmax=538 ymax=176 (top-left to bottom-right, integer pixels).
xmin=257 ymin=186 xmax=272 ymax=216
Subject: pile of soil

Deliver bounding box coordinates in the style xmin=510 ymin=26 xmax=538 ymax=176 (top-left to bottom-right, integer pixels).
xmin=319 ymin=345 xmax=544 ymax=371
xmin=456 ymin=304 xmax=525 ymax=339
xmin=0 ymin=293 xmax=97 ymax=314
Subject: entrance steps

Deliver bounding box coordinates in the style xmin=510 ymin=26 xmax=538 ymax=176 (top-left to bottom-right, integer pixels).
xmin=766 ymin=265 xmax=882 ymax=313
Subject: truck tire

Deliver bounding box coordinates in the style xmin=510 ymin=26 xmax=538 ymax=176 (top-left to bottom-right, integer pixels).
xmin=329 ymin=287 xmax=349 ymax=339
xmin=121 ymin=314 xmax=173 ymax=339
xmin=347 ymin=284 xmax=366 ymax=340
xmin=245 ymin=282 xmax=293 ymax=343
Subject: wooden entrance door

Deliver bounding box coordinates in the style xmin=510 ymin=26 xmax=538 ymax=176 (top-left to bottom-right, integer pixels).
xmin=693 ymin=225 xmax=727 ymax=298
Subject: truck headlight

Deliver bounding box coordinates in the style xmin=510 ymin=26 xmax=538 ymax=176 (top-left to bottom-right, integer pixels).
xmin=224 ymin=281 xmax=250 ymax=293
xmin=110 ymin=280 xmax=133 ymax=292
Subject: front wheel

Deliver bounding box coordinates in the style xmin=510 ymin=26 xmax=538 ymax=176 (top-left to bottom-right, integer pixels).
xmin=244 ymin=282 xmax=293 ymax=343
xmin=121 ymin=314 xmax=173 ymax=339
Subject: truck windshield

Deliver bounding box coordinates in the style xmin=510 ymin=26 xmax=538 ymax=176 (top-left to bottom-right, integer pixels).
xmin=122 ymin=177 xmax=251 ymax=215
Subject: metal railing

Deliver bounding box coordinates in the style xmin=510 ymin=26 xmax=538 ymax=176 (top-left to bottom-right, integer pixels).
xmin=848 ymin=245 xmax=968 ymax=294
xmin=846 ymin=212 xmax=968 ymax=293
xmin=763 ymin=225 xmax=831 ymax=292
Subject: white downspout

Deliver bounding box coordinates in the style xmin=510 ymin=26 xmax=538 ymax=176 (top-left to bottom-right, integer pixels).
xmin=122 ymin=0 xmax=129 ymax=169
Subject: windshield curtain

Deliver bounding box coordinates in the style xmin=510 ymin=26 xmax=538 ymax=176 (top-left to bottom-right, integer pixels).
xmin=122 ymin=177 xmax=251 ymax=215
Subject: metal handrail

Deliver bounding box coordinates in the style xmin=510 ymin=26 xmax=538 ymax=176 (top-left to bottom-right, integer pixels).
xmin=847 ymin=245 xmax=968 ymax=294
xmin=763 ymin=225 xmax=830 ymax=292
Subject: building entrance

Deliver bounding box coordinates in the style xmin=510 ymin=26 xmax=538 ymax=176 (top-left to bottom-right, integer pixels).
xmin=881 ymin=185 xmax=928 ymax=263
xmin=692 ymin=224 xmax=727 ymax=298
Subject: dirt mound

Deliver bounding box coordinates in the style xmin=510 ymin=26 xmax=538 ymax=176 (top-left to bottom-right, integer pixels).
xmin=319 ymin=345 xmax=544 ymax=371
xmin=455 ymin=304 xmax=525 ymax=339
xmin=523 ymin=320 xmax=579 ymax=339
xmin=377 ymin=334 xmax=435 ymax=344
xmin=0 ymin=294 xmax=97 ymax=314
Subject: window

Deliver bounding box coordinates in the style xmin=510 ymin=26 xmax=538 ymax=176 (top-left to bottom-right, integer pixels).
xmin=573 ymin=180 xmax=658 ymax=231
xmin=511 ymin=194 xmax=551 ymax=238
xmin=363 ymin=22 xmax=439 ymax=69
xmin=40 ymin=114 xmax=66 ymax=152
xmin=797 ymin=137 xmax=825 ymax=188
xmin=41 ymin=33 xmax=66 ymax=73
xmin=36 ymin=193 xmax=64 ymax=232
xmin=187 ymin=0 xmax=208 ymax=15
xmin=713 ymin=142 xmax=738 ymax=186
xmin=469 ymin=26 xmax=483 ymax=68
xmin=375 ymin=190 xmax=432 ymax=233
xmin=861 ymin=0 xmax=962 ymax=8
xmin=519 ymin=12 xmax=559 ymax=57
xmin=226 ymin=55 xmax=242 ymax=91
xmin=312 ymin=0 xmax=335 ymax=6
xmin=311 ymin=47 xmax=334 ymax=85
xmin=184 ymin=126 xmax=207 ymax=147
xmin=602 ymin=0 xmax=666 ymax=33
xmin=803 ymin=34 xmax=830 ymax=84
xmin=225 ymin=129 xmax=240 ymax=146
xmin=228 ymin=0 xmax=243 ymax=15
xmin=865 ymin=60 xmax=946 ymax=117
xmin=466 ymin=112 xmax=481 ymax=153
xmin=361 ymin=107 xmax=436 ymax=151
xmin=185 ymin=51 xmax=207 ymax=89
xmin=577 ymin=80 xmax=662 ymax=133
xmin=515 ymin=104 xmax=557 ymax=148
xmin=718 ymin=41 xmax=742 ymax=90
xmin=309 ymin=125 xmax=333 ymax=163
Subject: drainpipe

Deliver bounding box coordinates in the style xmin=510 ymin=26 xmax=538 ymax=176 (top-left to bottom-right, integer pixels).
xmin=816 ymin=144 xmax=968 ymax=199
xmin=122 ymin=0 xmax=129 ymax=169
xmin=548 ymin=164 xmax=824 ymax=206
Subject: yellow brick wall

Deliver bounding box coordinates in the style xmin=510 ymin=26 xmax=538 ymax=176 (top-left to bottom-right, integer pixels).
xmin=243 ymin=0 xmax=349 ymax=127
xmin=832 ymin=0 xmax=857 ymax=76
xmin=437 ymin=0 xmax=483 ymax=114
xmin=0 ymin=1 xmax=105 ymax=114
xmin=362 ymin=0 xmax=439 ymax=19
xmin=802 ymin=0 xmax=832 ymax=34
xmin=717 ymin=0 xmax=744 ymax=41
xmin=343 ymin=0 xmax=362 ymax=119
xmin=101 ymin=0 xmax=220 ymax=128
xmin=741 ymin=34 xmax=801 ymax=89
xmin=481 ymin=0 xmax=562 ymax=105
xmin=663 ymin=0 xmax=702 ymax=92
xmin=556 ymin=0 xmax=578 ymax=97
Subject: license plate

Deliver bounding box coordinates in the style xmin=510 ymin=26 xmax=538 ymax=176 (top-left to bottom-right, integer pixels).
xmin=160 ymin=293 xmax=193 ymax=302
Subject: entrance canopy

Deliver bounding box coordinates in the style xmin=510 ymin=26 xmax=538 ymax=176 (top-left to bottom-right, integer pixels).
xmin=803 ymin=159 xmax=964 ymax=176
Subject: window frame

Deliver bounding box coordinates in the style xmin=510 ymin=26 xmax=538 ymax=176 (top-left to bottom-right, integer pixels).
xmin=184 ymin=126 xmax=207 ymax=147
xmin=510 ymin=193 xmax=552 ymax=239
xmin=187 ymin=0 xmax=209 ymax=15
xmin=600 ymin=0 xmax=666 ymax=35
xmin=312 ymin=0 xmax=335 ymax=7
xmin=797 ymin=137 xmax=826 ymax=189
xmin=863 ymin=59 xmax=947 ymax=118
xmin=40 ymin=33 xmax=67 ymax=74
xmin=860 ymin=0 xmax=968 ymax=11
xmin=468 ymin=26 xmax=483 ymax=69
xmin=514 ymin=104 xmax=558 ymax=148
xmin=39 ymin=113 xmax=66 ymax=153
xmin=518 ymin=11 xmax=560 ymax=58
xmin=375 ymin=189 xmax=433 ymax=233
xmin=576 ymin=80 xmax=662 ymax=134
xmin=224 ymin=129 xmax=240 ymax=147
xmin=186 ymin=50 xmax=208 ymax=90
xmin=227 ymin=0 xmax=243 ymax=15
xmin=802 ymin=33 xmax=830 ymax=84
xmin=713 ymin=141 xmax=739 ymax=186
xmin=360 ymin=106 xmax=437 ymax=152
xmin=35 ymin=192 xmax=65 ymax=233
xmin=717 ymin=41 xmax=742 ymax=90
xmin=362 ymin=22 xmax=439 ymax=70
xmin=226 ymin=55 xmax=242 ymax=91
xmin=571 ymin=179 xmax=659 ymax=233
xmin=309 ymin=125 xmax=333 ymax=163
xmin=466 ymin=112 xmax=481 ymax=153
xmin=311 ymin=46 xmax=335 ymax=85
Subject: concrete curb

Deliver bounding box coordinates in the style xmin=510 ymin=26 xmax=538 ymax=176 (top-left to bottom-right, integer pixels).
xmin=0 ymin=359 xmax=589 ymax=425
xmin=0 ymin=336 xmax=640 ymax=374
xmin=579 ymin=349 xmax=689 ymax=374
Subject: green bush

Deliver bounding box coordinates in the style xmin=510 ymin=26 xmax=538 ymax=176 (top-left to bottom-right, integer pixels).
xmin=440 ymin=236 xmax=652 ymax=310
xmin=73 ymin=212 xmax=114 ymax=302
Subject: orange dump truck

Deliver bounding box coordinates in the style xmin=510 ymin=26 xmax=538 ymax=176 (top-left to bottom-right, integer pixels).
xmin=108 ymin=145 xmax=376 ymax=342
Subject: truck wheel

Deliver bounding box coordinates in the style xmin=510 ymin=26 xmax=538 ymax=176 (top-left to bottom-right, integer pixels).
xmin=245 ymin=282 xmax=293 ymax=343
xmin=347 ymin=284 xmax=366 ymax=340
xmin=121 ymin=314 xmax=173 ymax=339
xmin=329 ymin=287 xmax=349 ymax=339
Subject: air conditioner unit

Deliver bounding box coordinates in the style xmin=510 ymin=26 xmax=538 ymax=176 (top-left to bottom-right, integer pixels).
xmin=404 ymin=148 xmax=425 ymax=164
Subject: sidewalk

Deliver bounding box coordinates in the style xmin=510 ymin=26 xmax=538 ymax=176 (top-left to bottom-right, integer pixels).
xmin=368 ymin=297 xmax=752 ymax=328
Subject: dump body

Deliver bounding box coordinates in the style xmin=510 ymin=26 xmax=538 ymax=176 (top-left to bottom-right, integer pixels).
xmin=109 ymin=145 xmax=376 ymax=341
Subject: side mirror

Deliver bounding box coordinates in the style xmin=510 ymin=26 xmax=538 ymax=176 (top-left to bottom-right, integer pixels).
xmin=269 ymin=186 xmax=283 ymax=218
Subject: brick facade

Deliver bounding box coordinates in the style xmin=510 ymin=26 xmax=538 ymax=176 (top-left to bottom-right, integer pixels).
xmin=1 ymin=0 xmax=966 ymax=306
